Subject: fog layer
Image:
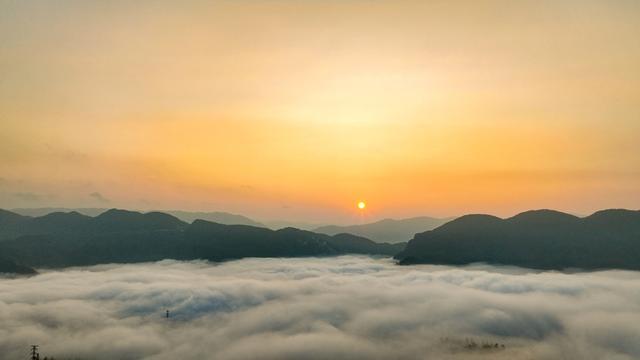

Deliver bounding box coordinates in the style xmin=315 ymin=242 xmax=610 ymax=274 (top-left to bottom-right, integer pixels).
xmin=1 ymin=256 xmax=639 ymax=359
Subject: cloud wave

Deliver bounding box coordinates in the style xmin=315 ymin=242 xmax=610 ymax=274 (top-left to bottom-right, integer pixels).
xmin=1 ymin=256 xmax=639 ymax=359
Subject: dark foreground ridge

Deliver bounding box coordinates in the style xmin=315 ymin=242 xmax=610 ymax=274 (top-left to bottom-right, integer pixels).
xmin=395 ymin=209 xmax=640 ymax=270
xmin=0 ymin=209 xmax=404 ymax=271
xmin=0 ymin=256 xmax=37 ymax=275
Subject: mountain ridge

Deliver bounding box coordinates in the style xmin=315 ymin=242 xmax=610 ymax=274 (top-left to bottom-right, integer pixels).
xmin=0 ymin=209 xmax=404 ymax=271
xmin=396 ymin=208 xmax=640 ymax=270
xmin=10 ymin=208 xmax=266 ymax=227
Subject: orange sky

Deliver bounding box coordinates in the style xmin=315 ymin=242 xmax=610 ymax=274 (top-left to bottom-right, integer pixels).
xmin=1 ymin=0 xmax=639 ymax=223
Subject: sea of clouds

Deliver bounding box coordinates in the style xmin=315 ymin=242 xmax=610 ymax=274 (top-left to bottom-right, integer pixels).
xmin=1 ymin=256 xmax=639 ymax=360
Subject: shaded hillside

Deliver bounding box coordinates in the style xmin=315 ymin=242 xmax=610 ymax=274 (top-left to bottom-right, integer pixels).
xmin=314 ymin=216 xmax=450 ymax=243
xmin=0 ymin=209 xmax=400 ymax=270
xmin=395 ymin=209 xmax=640 ymax=270
xmin=0 ymin=257 xmax=37 ymax=275
xmin=327 ymin=233 xmax=405 ymax=254
xmin=0 ymin=209 xmax=31 ymax=226
xmin=0 ymin=209 xmax=32 ymax=240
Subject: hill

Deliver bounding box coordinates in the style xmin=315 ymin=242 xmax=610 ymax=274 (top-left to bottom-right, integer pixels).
xmin=314 ymin=216 xmax=450 ymax=243
xmin=0 ymin=209 xmax=402 ymax=270
xmin=0 ymin=257 xmax=37 ymax=275
xmin=0 ymin=209 xmax=187 ymax=240
xmin=395 ymin=209 xmax=640 ymax=270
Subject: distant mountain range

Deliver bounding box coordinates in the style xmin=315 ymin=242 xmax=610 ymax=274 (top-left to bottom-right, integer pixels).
xmin=395 ymin=209 xmax=640 ymax=270
xmin=0 ymin=209 xmax=404 ymax=273
xmin=161 ymin=210 xmax=265 ymax=227
xmin=11 ymin=208 xmax=266 ymax=227
xmin=4 ymin=208 xmax=640 ymax=273
xmin=11 ymin=208 xmax=449 ymax=236
xmin=314 ymin=216 xmax=450 ymax=244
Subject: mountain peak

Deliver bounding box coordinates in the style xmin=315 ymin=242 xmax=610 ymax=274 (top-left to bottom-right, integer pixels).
xmin=94 ymin=209 xmax=186 ymax=231
xmin=586 ymin=208 xmax=640 ymax=219
xmin=507 ymin=210 xmax=579 ymax=224
xmin=432 ymin=214 xmax=502 ymax=233
xmin=96 ymin=208 xmax=141 ymax=219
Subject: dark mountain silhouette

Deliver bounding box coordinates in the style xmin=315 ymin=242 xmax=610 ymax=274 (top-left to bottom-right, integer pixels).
xmin=183 ymin=221 xmax=337 ymax=259
xmin=0 ymin=209 xmax=403 ymax=270
xmin=11 ymin=208 xmax=266 ymax=227
xmin=395 ymin=209 xmax=640 ymax=270
xmin=28 ymin=211 xmax=93 ymax=233
xmin=0 ymin=209 xmax=187 ymax=240
xmin=5 ymin=207 xmax=637 ymax=271
xmin=92 ymin=209 xmax=187 ymax=232
xmin=314 ymin=216 xmax=450 ymax=243
xmin=0 ymin=209 xmax=31 ymax=226
xmin=0 ymin=209 xmax=32 ymax=240
xmin=326 ymin=233 xmax=404 ymax=254
xmin=0 ymin=257 xmax=37 ymax=275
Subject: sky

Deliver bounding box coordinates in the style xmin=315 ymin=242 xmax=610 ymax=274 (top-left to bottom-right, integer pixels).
xmin=1 ymin=0 xmax=639 ymax=223
xmin=2 ymin=256 xmax=640 ymax=359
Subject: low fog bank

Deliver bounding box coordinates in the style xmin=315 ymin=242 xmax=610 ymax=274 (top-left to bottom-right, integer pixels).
xmin=1 ymin=256 xmax=639 ymax=360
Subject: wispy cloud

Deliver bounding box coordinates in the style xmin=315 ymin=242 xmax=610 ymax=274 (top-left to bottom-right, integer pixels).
xmin=89 ymin=192 xmax=110 ymax=203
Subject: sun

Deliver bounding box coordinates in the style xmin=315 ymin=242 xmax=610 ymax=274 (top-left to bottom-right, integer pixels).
xmin=357 ymin=201 xmax=366 ymax=210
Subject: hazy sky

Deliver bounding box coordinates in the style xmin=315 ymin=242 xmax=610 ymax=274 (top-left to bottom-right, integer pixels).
xmin=1 ymin=0 xmax=639 ymax=222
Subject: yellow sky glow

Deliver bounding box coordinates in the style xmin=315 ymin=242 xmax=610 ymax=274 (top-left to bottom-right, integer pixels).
xmin=1 ymin=0 xmax=639 ymax=223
